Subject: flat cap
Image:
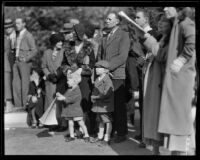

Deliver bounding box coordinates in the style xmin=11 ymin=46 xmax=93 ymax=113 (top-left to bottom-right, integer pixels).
xmin=95 ymin=60 xmax=110 ymax=69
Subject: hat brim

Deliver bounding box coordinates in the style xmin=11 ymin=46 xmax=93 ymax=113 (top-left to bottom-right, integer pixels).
xmin=60 ymin=29 xmax=73 ymax=33
xmin=4 ymin=24 xmax=14 ymax=29
xmin=95 ymin=65 xmax=109 ymax=69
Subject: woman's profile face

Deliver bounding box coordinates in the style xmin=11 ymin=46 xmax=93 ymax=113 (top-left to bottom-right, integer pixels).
xmin=158 ymin=16 xmax=172 ymax=35
xmin=55 ymin=41 xmax=63 ymax=49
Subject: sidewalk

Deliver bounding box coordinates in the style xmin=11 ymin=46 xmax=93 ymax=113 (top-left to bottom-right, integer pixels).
xmin=4 ymin=110 xmax=170 ymax=155
xmin=4 ymin=111 xmax=27 ymax=128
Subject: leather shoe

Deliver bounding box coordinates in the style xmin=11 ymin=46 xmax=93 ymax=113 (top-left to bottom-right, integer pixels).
xmin=90 ymin=137 xmax=103 ymax=143
xmin=83 ymin=137 xmax=90 ymax=142
xmin=65 ymin=137 xmax=75 ymax=142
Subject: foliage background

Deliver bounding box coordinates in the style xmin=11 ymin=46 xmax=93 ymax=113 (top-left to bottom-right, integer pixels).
xmin=3 ymin=6 xmax=195 ymax=65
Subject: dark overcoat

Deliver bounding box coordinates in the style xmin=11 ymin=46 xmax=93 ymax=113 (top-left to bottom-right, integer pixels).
xmin=41 ymin=49 xmax=64 ymax=110
xmin=100 ymin=27 xmax=130 ymax=80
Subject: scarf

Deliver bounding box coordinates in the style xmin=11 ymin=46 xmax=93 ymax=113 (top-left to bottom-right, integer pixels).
xmin=166 ymin=18 xmax=179 ymax=70
xmin=15 ymin=28 xmax=27 ymax=58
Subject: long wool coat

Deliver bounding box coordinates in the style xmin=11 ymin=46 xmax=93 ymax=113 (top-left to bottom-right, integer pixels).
xmin=158 ymin=17 xmax=196 ymax=136
xmin=100 ymin=27 xmax=130 ymax=80
xmin=41 ymin=48 xmax=64 ymax=111
xmin=61 ymin=86 xmax=83 ymax=118
xmin=4 ymin=36 xmax=11 ymax=72
xmin=143 ymin=41 xmax=168 ymax=141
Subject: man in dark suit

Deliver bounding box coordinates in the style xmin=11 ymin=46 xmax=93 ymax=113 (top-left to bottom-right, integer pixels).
xmin=12 ymin=16 xmax=37 ymax=109
xmin=99 ymin=12 xmax=130 ymax=143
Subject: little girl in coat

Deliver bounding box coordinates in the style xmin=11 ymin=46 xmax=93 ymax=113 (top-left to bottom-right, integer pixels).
xmin=56 ymin=68 xmax=90 ymax=142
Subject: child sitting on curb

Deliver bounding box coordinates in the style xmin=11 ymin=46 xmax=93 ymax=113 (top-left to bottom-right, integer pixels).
xmin=56 ymin=68 xmax=90 ymax=142
xmin=90 ymin=60 xmax=114 ymax=146
xmin=26 ymin=67 xmax=45 ymax=128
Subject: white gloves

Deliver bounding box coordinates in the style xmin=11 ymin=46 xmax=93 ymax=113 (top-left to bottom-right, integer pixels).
xmin=170 ymin=56 xmax=187 ymax=73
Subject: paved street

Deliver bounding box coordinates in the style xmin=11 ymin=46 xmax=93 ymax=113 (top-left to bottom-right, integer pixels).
xmin=4 ymin=110 xmax=169 ymax=155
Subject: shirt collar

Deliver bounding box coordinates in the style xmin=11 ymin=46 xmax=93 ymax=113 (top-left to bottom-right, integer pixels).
xmin=110 ymin=26 xmax=119 ymax=35
xmin=19 ymin=28 xmax=27 ymax=36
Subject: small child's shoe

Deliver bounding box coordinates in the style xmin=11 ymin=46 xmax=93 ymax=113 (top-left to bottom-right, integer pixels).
xmin=65 ymin=137 xmax=75 ymax=142
xmin=38 ymin=123 xmax=44 ymax=129
xmin=90 ymin=137 xmax=103 ymax=143
xmin=31 ymin=123 xmax=37 ymax=129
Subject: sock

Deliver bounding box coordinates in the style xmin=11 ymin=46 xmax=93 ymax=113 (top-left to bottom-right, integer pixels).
xmin=98 ymin=127 xmax=104 ymax=139
xmin=70 ymin=133 xmax=75 ymax=138
xmin=104 ymin=134 xmax=110 ymax=142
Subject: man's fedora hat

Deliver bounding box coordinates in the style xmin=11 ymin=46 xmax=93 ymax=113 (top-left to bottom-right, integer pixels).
xmin=60 ymin=23 xmax=74 ymax=33
xmin=4 ymin=18 xmax=14 ymax=29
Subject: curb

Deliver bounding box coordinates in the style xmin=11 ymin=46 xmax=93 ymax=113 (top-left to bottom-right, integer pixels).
xmin=4 ymin=112 xmax=28 ymax=128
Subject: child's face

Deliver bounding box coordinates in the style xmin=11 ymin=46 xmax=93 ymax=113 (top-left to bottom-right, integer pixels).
xmin=96 ymin=67 xmax=107 ymax=75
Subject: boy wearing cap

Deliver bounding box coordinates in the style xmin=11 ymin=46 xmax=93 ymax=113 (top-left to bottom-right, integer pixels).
xmin=90 ymin=60 xmax=114 ymax=146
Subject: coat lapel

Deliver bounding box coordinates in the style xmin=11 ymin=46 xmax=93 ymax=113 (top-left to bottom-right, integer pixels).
xmin=106 ymin=28 xmax=120 ymax=48
xmin=18 ymin=30 xmax=28 ymax=49
xmin=95 ymin=78 xmax=104 ymax=88
xmin=102 ymin=37 xmax=107 ymax=51
xmin=20 ymin=30 xmax=28 ymax=42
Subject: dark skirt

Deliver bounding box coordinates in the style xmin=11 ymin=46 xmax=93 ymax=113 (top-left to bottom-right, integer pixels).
xmin=26 ymin=96 xmax=44 ymax=126
xmin=79 ymin=76 xmax=93 ymax=112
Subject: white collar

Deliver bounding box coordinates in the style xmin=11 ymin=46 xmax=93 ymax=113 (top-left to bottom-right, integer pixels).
xmin=98 ymin=73 xmax=106 ymax=81
xmin=19 ymin=28 xmax=27 ymax=36
xmin=9 ymin=30 xmax=16 ymax=39
xmin=111 ymin=26 xmax=119 ymax=35
xmin=75 ymin=42 xmax=84 ymax=54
